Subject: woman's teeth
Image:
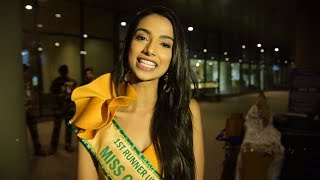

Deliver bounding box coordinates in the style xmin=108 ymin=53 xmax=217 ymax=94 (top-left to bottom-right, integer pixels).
xmin=139 ymin=59 xmax=157 ymax=68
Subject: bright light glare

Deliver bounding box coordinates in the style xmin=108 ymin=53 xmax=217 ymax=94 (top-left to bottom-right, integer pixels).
xmin=188 ymin=27 xmax=194 ymax=31
xmin=55 ymin=14 xmax=62 ymax=18
xmin=80 ymin=51 xmax=87 ymax=55
xmin=25 ymin=5 xmax=32 ymax=10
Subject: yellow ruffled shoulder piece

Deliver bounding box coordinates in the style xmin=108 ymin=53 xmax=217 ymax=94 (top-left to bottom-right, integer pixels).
xmin=70 ymin=73 xmax=137 ymax=139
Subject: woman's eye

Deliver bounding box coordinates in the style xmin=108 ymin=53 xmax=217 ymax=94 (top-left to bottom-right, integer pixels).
xmin=135 ymin=35 xmax=147 ymax=41
xmin=161 ymin=43 xmax=171 ymax=48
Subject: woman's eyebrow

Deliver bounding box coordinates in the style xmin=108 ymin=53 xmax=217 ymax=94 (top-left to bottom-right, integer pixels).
xmin=135 ymin=28 xmax=150 ymax=35
xmin=135 ymin=28 xmax=174 ymax=41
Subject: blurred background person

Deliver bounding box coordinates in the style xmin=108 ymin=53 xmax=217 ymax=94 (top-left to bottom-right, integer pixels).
xmin=80 ymin=67 xmax=95 ymax=86
xmin=23 ymin=64 xmax=46 ymax=156
xmin=235 ymin=91 xmax=285 ymax=180
xmin=49 ymin=64 xmax=77 ymax=154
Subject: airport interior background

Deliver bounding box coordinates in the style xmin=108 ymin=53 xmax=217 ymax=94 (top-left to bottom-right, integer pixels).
xmin=21 ymin=0 xmax=298 ymax=95
xmin=1 ymin=0 xmax=320 ymax=179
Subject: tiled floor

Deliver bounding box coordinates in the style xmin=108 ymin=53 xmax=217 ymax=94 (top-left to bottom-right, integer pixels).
xmin=27 ymin=91 xmax=289 ymax=180
xmin=28 ymin=121 xmax=78 ymax=180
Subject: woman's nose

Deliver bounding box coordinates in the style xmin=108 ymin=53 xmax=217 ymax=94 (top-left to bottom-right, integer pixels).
xmin=143 ymin=41 xmax=156 ymax=56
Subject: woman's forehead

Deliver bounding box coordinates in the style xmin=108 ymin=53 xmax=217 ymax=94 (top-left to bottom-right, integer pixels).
xmin=135 ymin=14 xmax=173 ymax=37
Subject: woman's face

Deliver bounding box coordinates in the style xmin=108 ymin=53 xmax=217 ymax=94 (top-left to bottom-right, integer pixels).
xmin=128 ymin=14 xmax=174 ymax=83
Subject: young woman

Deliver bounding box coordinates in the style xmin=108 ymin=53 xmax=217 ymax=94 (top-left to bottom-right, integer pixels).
xmin=69 ymin=6 xmax=204 ymax=180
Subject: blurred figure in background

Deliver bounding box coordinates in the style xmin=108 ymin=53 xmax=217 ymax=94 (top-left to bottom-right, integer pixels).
xmin=49 ymin=64 xmax=77 ymax=154
xmin=23 ymin=64 xmax=46 ymax=156
xmin=235 ymin=91 xmax=285 ymax=180
xmin=80 ymin=67 xmax=94 ymax=86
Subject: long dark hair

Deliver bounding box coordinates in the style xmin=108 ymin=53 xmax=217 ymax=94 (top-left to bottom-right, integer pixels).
xmin=112 ymin=6 xmax=197 ymax=179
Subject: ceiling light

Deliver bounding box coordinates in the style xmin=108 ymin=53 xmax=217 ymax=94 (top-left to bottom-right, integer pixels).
xmin=257 ymin=43 xmax=262 ymax=48
xmin=260 ymin=49 xmax=264 ymax=53
xmin=242 ymin=45 xmax=246 ymax=49
xmin=55 ymin=14 xmax=62 ymax=18
xmin=37 ymin=24 xmax=43 ymax=28
xmin=203 ymin=49 xmax=207 ymax=53
xmin=224 ymin=52 xmax=228 ymax=55
xmin=120 ymin=22 xmax=126 ymax=26
xmin=25 ymin=5 xmax=32 ymax=10
xmin=188 ymin=27 xmax=194 ymax=31
xmin=83 ymin=34 xmax=88 ymax=38
xmin=54 ymin=42 xmax=60 ymax=46
xmin=274 ymin=48 xmax=279 ymax=52
xmin=37 ymin=47 xmax=43 ymax=51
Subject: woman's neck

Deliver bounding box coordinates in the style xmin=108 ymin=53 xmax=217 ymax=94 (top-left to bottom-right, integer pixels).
xmin=129 ymin=80 xmax=158 ymax=112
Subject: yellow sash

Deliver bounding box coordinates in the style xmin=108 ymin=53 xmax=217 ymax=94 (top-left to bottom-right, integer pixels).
xmin=70 ymin=120 xmax=161 ymax=180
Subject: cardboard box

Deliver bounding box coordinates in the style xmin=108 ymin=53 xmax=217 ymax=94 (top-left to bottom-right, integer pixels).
xmin=240 ymin=151 xmax=273 ymax=180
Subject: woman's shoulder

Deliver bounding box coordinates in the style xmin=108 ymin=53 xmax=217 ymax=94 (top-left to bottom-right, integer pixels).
xmin=189 ymin=99 xmax=201 ymax=122
xmin=189 ymin=99 xmax=200 ymax=112
xmin=70 ymin=73 xmax=137 ymax=140
xmin=69 ymin=73 xmax=115 ymax=139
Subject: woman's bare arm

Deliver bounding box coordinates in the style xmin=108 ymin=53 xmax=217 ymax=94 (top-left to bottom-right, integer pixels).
xmin=77 ymin=141 xmax=99 ymax=180
xmin=190 ymin=99 xmax=204 ymax=180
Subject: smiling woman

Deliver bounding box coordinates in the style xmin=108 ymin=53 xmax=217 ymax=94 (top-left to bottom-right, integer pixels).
xmin=68 ymin=6 xmax=204 ymax=180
